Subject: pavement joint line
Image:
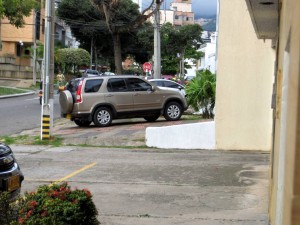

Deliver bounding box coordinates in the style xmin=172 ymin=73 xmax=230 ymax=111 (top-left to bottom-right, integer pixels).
xmin=99 ymin=214 xmax=267 ymax=221
xmin=49 ymin=162 xmax=97 ymax=186
xmin=26 ymin=179 xmax=219 ymax=187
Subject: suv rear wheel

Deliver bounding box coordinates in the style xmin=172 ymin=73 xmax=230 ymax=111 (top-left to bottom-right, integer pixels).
xmin=93 ymin=107 xmax=112 ymax=127
xmin=74 ymin=120 xmax=92 ymax=127
xmin=164 ymin=102 xmax=182 ymax=121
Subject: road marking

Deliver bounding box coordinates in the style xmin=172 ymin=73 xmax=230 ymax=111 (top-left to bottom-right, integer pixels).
xmin=50 ymin=162 xmax=97 ymax=186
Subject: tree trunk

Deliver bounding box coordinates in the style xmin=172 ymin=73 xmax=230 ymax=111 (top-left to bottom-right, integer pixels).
xmin=112 ymin=32 xmax=122 ymax=74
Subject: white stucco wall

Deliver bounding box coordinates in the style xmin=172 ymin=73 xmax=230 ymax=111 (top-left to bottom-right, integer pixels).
xmin=160 ymin=10 xmax=174 ymax=25
xmin=171 ymin=2 xmax=192 ymax=12
xmin=215 ymin=0 xmax=275 ymax=151
xmin=146 ymin=121 xmax=215 ymax=149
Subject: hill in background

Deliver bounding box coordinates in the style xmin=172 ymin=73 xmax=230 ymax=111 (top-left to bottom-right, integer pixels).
xmin=201 ymin=19 xmax=216 ymax=31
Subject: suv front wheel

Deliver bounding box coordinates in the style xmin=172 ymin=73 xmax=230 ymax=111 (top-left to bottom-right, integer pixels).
xmin=93 ymin=107 xmax=113 ymax=127
xmin=164 ymin=102 xmax=182 ymax=121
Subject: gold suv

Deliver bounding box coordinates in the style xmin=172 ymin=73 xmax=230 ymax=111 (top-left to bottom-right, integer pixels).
xmin=59 ymin=75 xmax=188 ymax=127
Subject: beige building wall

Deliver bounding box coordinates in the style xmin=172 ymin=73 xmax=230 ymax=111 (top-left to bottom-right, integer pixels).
xmin=215 ymin=0 xmax=275 ymax=151
xmin=269 ymin=0 xmax=300 ymax=224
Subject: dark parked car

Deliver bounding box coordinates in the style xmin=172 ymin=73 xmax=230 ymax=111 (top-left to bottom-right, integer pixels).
xmin=0 ymin=143 xmax=24 ymax=196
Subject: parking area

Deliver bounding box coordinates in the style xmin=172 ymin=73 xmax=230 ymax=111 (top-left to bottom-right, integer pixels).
xmin=11 ymin=117 xmax=270 ymax=225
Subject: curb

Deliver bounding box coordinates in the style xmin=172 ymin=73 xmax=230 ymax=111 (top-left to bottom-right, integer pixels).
xmin=0 ymin=90 xmax=35 ymax=99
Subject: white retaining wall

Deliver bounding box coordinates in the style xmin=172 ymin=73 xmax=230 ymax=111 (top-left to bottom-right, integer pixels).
xmin=146 ymin=121 xmax=215 ymax=149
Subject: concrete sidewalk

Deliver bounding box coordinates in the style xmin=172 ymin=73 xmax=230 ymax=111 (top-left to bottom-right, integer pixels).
xmin=14 ymin=144 xmax=270 ymax=225
xmin=12 ymin=117 xmax=270 ymax=225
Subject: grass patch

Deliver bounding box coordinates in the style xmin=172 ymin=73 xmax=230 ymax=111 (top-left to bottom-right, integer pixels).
xmin=181 ymin=114 xmax=204 ymax=120
xmin=0 ymin=135 xmax=29 ymax=145
xmin=33 ymin=136 xmax=63 ymax=147
xmin=132 ymin=138 xmax=145 ymax=142
xmin=0 ymin=135 xmax=63 ymax=146
xmin=0 ymin=87 xmax=28 ymax=96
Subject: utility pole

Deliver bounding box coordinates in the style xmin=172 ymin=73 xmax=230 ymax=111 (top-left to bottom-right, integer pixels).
xmin=33 ymin=10 xmax=37 ymax=86
xmin=41 ymin=0 xmax=54 ymax=140
xmin=153 ymin=0 xmax=161 ymax=79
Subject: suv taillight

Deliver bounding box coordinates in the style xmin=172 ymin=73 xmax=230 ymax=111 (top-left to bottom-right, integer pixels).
xmin=76 ymin=80 xmax=83 ymax=103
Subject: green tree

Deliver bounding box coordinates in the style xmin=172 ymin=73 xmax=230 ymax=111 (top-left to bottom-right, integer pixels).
xmin=162 ymin=23 xmax=202 ymax=77
xmin=57 ymin=0 xmax=154 ymax=73
xmin=0 ymin=0 xmax=38 ymax=49
xmin=56 ymin=0 xmax=110 ymax=68
xmin=186 ymin=70 xmax=216 ymax=119
xmin=90 ymin=0 xmax=163 ymax=74
xmin=138 ymin=22 xmax=203 ymax=76
xmin=56 ymin=48 xmax=90 ymax=75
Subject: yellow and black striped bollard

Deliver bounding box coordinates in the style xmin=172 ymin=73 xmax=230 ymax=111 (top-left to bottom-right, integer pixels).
xmin=42 ymin=115 xmax=50 ymax=139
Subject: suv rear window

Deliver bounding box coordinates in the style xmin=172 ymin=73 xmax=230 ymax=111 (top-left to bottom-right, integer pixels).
xmin=66 ymin=78 xmax=81 ymax=93
xmin=84 ymin=79 xmax=103 ymax=93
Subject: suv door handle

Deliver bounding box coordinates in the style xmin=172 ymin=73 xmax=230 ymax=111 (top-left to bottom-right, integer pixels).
xmin=105 ymin=94 xmax=113 ymax=97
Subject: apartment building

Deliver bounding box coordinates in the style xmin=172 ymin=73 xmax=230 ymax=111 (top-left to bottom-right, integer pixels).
xmin=0 ymin=0 xmax=77 ymax=80
xmin=152 ymin=0 xmax=194 ymax=26
xmin=0 ymin=4 xmax=45 ymax=79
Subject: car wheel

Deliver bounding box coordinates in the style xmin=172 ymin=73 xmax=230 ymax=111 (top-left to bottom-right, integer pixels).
xmin=164 ymin=102 xmax=182 ymax=121
xmin=93 ymin=107 xmax=112 ymax=127
xmin=144 ymin=113 xmax=160 ymax=122
xmin=74 ymin=120 xmax=92 ymax=127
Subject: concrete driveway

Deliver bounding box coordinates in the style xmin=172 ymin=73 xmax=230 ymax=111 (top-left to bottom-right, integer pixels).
xmin=12 ymin=117 xmax=270 ymax=225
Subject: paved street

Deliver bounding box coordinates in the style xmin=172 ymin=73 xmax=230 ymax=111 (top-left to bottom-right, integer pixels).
xmin=10 ymin=117 xmax=270 ymax=225
xmin=0 ymin=93 xmax=60 ymax=136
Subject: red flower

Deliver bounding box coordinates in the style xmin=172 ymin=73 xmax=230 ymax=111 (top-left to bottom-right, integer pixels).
xmin=41 ymin=210 xmax=49 ymax=217
xmin=83 ymin=189 xmax=92 ymax=198
xmin=27 ymin=210 xmax=33 ymax=217
xmin=30 ymin=201 xmax=38 ymax=207
xmin=18 ymin=217 xmax=25 ymax=224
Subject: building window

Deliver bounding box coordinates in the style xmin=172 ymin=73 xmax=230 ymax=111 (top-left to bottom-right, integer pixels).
xmin=175 ymin=15 xmax=179 ymax=20
xmin=55 ymin=31 xmax=60 ymax=41
xmin=24 ymin=49 xmax=30 ymax=56
xmin=16 ymin=44 xmax=22 ymax=57
xmin=35 ymin=11 xmax=41 ymax=40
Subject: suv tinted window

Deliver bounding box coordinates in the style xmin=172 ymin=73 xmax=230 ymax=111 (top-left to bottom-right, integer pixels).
xmin=107 ymin=78 xmax=128 ymax=92
xmin=164 ymin=81 xmax=179 ymax=88
xmin=127 ymin=78 xmax=152 ymax=91
xmin=66 ymin=78 xmax=81 ymax=93
xmin=84 ymin=79 xmax=103 ymax=93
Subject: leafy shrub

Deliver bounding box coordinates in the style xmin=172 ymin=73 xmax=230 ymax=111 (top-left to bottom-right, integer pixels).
xmin=0 ymin=191 xmax=20 ymax=225
xmin=186 ymin=70 xmax=216 ymax=119
xmin=16 ymin=183 xmax=100 ymax=225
